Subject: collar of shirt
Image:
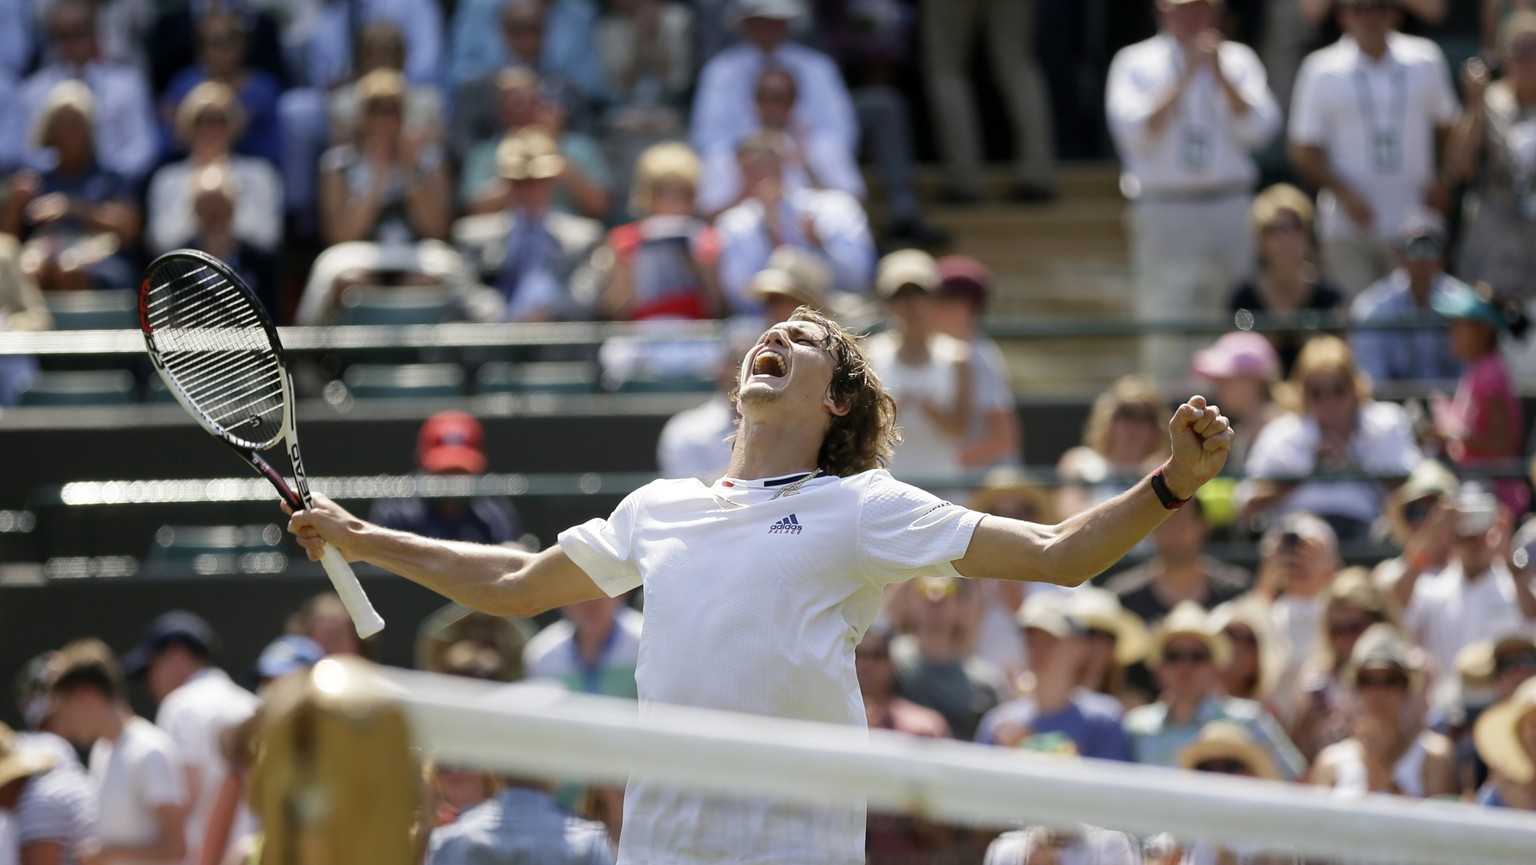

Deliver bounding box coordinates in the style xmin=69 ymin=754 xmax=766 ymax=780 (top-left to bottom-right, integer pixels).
xmin=1343 ymin=33 xmax=1404 ymax=71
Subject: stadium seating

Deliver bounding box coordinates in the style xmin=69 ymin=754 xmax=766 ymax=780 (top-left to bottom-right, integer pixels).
xmin=342 ymin=363 xmax=467 ymax=400
xmin=18 ymin=370 xmax=137 ymax=406
xmin=474 ymin=360 xmax=599 ymax=395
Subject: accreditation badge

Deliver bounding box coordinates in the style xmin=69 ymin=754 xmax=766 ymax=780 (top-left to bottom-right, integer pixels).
xmin=1371 ymin=131 xmax=1401 ymax=173
xmin=1182 ymin=130 xmax=1212 ymax=170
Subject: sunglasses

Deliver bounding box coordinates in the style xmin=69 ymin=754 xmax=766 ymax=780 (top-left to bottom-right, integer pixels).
xmin=1163 ymin=649 xmax=1212 ymax=666
xmin=366 ymin=100 xmax=403 ymax=115
xmin=1225 ymin=628 xmax=1258 ymax=646
xmin=1496 ymin=652 xmax=1536 ymax=675
xmin=1356 ymin=673 xmax=1410 ymax=690
xmin=1401 ymin=498 xmax=1435 ymax=526
xmin=1087 ymin=627 xmax=1118 ymax=642
xmin=194 ymin=111 xmax=230 ymax=127
xmin=1400 ymin=236 xmax=1443 ymax=260
xmin=1261 ymin=219 xmax=1303 ymax=236
xmin=1328 ymin=618 xmax=1372 ymax=639
xmin=1194 ymin=759 xmax=1252 ymax=775
xmin=1113 ymin=405 xmax=1159 ymax=424
xmin=1304 ymin=380 xmax=1352 ymax=401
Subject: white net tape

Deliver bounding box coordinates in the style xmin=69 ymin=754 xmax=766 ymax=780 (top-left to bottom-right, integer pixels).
xmin=373 ymin=667 xmax=1536 ymax=865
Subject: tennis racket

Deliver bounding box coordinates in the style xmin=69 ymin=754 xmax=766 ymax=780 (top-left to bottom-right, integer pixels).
xmin=140 ymin=249 xmax=385 ymax=638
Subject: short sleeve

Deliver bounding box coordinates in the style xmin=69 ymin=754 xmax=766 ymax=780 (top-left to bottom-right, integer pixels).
xmin=15 ymin=775 xmax=82 ymax=845
xmin=1426 ymin=50 xmax=1461 ymax=124
xmin=139 ymin=742 xmax=187 ymax=809
xmin=857 ymin=472 xmax=984 ymax=587
xmin=557 ymin=485 xmax=652 ymax=596
xmin=157 ymin=703 xmax=206 ymax=774
xmin=1287 ymin=56 xmax=1326 ymax=146
xmin=1243 ymin=414 xmax=1312 ymax=479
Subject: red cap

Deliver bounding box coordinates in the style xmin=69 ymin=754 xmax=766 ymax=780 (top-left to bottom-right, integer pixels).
xmin=416 ymin=411 xmax=487 ymax=475
xmin=936 ymin=255 xmax=992 ymax=310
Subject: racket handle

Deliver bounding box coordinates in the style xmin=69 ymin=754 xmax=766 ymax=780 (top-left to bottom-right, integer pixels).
xmin=319 ymin=544 xmax=386 ymax=639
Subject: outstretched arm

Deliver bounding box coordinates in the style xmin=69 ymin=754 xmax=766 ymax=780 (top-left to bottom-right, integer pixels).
xmin=287 ymin=498 xmax=605 ymax=617
xmin=954 ymin=397 xmax=1233 ymax=586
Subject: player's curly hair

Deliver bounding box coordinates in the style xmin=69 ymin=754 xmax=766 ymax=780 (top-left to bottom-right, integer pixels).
xmin=789 ymin=307 xmax=900 ymax=476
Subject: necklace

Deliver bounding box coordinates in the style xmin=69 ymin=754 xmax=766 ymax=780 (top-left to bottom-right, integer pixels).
xmin=713 ymin=470 xmax=825 ymax=508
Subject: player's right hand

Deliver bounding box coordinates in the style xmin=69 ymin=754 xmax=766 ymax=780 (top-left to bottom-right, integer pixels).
xmin=285 ymin=493 xmax=362 ymax=562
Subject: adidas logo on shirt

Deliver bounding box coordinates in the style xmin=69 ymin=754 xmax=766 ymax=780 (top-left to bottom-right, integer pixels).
xmin=767 ymin=514 xmax=803 ymax=535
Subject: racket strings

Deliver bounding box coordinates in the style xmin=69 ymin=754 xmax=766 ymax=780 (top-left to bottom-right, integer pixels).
xmin=144 ymin=261 xmax=285 ymax=447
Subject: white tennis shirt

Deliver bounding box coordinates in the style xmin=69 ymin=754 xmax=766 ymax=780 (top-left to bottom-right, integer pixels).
xmin=559 ymin=469 xmax=985 ymax=865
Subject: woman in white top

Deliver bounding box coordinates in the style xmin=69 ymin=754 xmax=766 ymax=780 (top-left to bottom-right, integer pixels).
xmin=146 ymin=81 xmax=282 ymax=255
xmin=864 ymin=249 xmax=971 ymax=486
xmin=1239 ymin=334 xmax=1421 ymax=541
xmin=1311 ymin=623 xmax=1454 ymax=798
xmin=1056 ymin=375 xmax=1169 ymax=519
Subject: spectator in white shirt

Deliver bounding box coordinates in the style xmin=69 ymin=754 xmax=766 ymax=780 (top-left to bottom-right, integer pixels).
xmin=697 ymin=66 xmax=865 ymax=217
xmin=1288 ymin=0 xmax=1461 ymax=297
xmin=715 ymin=132 xmax=875 ymax=313
xmin=1106 ymin=0 xmax=1282 ymax=387
xmin=120 ymin=611 xmax=259 ymax=865
xmin=48 ymin=639 xmax=188 ymax=865
xmin=1239 ymin=334 xmax=1422 ymax=540
xmin=0 ymin=722 xmax=97 ymax=865
xmin=691 ymin=0 xmax=858 ymax=215
xmin=933 ymin=256 xmax=1022 ymax=472
xmin=17 ymin=0 xmax=159 ymax=184
xmin=864 ymin=249 xmax=972 ymax=486
xmin=146 ymin=82 xmax=283 ymax=256
xmin=1398 ymin=488 xmax=1536 ymax=701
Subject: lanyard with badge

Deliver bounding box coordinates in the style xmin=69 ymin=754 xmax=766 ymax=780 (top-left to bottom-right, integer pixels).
xmin=1172 ymin=49 xmax=1215 ymax=171
xmin=1353 ymin=59 xmax=1407 ymax=174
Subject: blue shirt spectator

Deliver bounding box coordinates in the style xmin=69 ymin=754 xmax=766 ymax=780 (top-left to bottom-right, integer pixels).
xmin=976 ymin=690 xmax=1132 ymax=761
xmin=159 ymin=12 xmax=283 ymax=166
xmin=19 ymin=0 xmax=159 ymax=184
xmin=308 ymin=0 xmax=444 ymax=88
xmin=426 ymin=787 xmax=613 ymax=865
xmin=0 ymin=0 xmax=32 ymax=77
xmin=448 ymin=0 xmax=604 ymax=97
xmin=368 ymin=412 xmax=521 ymax=544
xmin=1350 ymin=269 xmax=1465 ymax=386
xmin=370 ymin=496 xmax=520 ymax=545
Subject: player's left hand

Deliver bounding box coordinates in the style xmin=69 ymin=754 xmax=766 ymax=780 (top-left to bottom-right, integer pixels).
xmin=1163 ymin=395 xmax=1233 ymax=500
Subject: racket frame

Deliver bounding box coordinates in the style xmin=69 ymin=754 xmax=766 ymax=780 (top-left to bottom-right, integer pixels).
xmin=140 ymin=249 xmax=385 ymax=637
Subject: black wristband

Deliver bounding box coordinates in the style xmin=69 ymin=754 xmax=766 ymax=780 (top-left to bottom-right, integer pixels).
xmin=1150 ymin=469 xmax=1189 ymax=510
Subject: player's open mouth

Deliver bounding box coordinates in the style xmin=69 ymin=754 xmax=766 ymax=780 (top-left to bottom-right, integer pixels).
xmin=750 ymin=351 xmax=788 ymax=379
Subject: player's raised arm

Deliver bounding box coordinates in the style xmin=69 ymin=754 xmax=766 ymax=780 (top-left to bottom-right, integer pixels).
xmin=954 ymin=396 xmax=1234 ymax=586
xmin=287 ymin=495 xmax=605 ymax=616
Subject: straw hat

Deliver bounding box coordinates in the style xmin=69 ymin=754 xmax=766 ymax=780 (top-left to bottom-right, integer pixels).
xmin=1015 ymin=592 xmax=1084 ymax=640
xmin=1384 ymin=460 xmax=1458 ymax=544
xmin=1210 ymin=596 xmax=1285 ymax=701
xmin=968 ymin=468 xmax=1057 ymax=524
xmin=0 ymin=722 xmax=55 ymax=789
xmin=1066 ymin=587 xmax=1150 ymax=667
xmin=875 ymin=249 xmax=940 ymax=299
xmin=748 ymin=247 xmax=830 ymax=312
xmin=496 ymin=128 xmax=566 ymax=181
xmin=1474 ymin=677 xmax=1536 ymax=784
xmin=1176 ymin=720 xmax=1281 ymax=780
xmin=1147 ymin=601 xmax=1231 ymax=669
xmin=1341 ymin=623 xmax=1422 ymax=690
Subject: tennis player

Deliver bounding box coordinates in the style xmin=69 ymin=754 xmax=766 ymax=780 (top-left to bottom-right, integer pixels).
xmin=288 ymin=307 xmax=1234 ymax=865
